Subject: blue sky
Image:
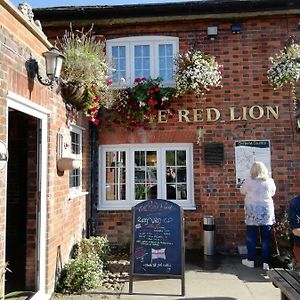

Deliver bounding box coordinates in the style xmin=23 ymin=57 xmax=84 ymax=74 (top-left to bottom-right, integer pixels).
xmin=12 ymin=0 xmax=194 ymax=8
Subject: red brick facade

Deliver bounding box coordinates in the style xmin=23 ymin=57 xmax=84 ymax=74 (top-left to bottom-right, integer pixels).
xmin=39 ymin=4 xmax=300 ymax=251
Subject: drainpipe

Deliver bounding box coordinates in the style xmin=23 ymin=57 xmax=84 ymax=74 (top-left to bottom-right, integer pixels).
xmin=87 ymin=122 xmax=97 ymax=237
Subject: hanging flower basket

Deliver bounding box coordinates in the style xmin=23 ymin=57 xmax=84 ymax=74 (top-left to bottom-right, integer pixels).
xmin=111 ymin=77 xmax=175 ymax=129
xmin=267 ymin=37 xmax=300 ymax=90
xmin=60 ymin=81 xmax=85 ymax=110
xmin=58 ymin=25 xmax=117 ymax=125
xmin=174 ymin=49 xmax=223 ymax=98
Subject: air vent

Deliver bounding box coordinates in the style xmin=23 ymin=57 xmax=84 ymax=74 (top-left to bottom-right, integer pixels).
xmin=204 ymin=143 xmax=224 ymax=165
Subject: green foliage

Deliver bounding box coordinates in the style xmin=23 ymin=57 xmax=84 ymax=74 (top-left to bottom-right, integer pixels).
xmin=73 ymin=236 xmax=111 ymax=264
xmin=112 ymin=77 xmax=175 ymax=128
xmin=56 ymin=236 xmax=110 ymax=294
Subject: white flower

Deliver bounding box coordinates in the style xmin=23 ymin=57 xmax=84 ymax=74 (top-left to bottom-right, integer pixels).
xmin=267 ymin=39 xmax=300 ymax=89
xmin=174 ymin=49 xmax=222 ymax=97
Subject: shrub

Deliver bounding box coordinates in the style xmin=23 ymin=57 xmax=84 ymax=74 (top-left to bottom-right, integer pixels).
xmin=56 ymin=236 xmax=110 ymax=294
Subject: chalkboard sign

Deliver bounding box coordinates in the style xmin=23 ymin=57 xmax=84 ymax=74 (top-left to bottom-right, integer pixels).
xmin=129 ymin=199 xmax=185 ymax=295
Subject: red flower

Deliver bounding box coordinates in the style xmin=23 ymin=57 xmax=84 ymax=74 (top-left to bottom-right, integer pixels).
xmin=93 ymin=119 xmax=100 ymax=126
xmin=151 ymin=109 xmax=157 ymax=114
xmin=154 ymin=87 xmax=160 ymax=92
xmin=148 ymin=98 xmax=157 ymax=107
xmin=94 ymin=96 xmax=100 ymax=102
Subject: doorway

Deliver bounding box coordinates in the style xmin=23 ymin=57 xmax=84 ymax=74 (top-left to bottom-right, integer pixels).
xmin=5 ymin=110 xmax=39 ymax=293
xmin=6 ymin=92 xmax=49 ymax=299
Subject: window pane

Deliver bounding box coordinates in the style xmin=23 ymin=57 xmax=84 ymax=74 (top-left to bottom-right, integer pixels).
xmin=134 ymin=45 xmax=150 ymax=79
xmin=166 ymin=151 xmax=175 ymax=166
xmin=159 ymin=44 xmax=173 ymax=82
xmin=135 ymin=151 xmax=145 ymax=166
xmin=166 ymin=167 xmax=176 ymax=183
xmin=134 ymin=150 xmax=157 ymax=200
xmin=146 ymin=151 xmax=156 ymax=166
xmin=111 ymin=46 xmax=126 ymax=83
xmin=105 ymin=151 xmax=126 ymax=201
xmin=177 ymin=151 xmax=186 ymax=165
xmin=177 ymin=184 xmax=187 ymax=200
xmin=167 ymin=184 xmax=176 ymax=199
xmin=177 ymin=167 xmax=187 ymax=182
xmin=71 ymin=132 xmax=80 ymax=154
xmin=69 ymin=169 xmax=80 ymax=188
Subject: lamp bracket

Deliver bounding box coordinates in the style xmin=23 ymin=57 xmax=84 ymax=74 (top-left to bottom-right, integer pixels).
xmin=26 ymin=57 xmax=54 ymax=86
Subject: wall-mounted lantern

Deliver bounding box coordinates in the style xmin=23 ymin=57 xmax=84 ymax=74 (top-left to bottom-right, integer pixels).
xmin=26 ymin=44 xmax=65 ymax=86
xmin=0 ymin=141 xmax=8 ymax=170
xmin=207 ymin=26 xmax=218 ymax=40
xmin=231 ymin=23 xmax=241 ymax=34
xmin=57 ymin=128 xmax=81 ymax=173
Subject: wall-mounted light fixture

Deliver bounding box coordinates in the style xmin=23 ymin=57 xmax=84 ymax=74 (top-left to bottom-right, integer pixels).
xmin=26 ymin=44 xmax=65 ymax=86
xmin=207 ymin=26 xmax=218 ymax=40
xmin=231 ymin=23 xmax=241 ymax=34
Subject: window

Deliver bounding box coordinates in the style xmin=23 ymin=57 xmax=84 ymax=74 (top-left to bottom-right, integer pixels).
xmin=106 ymin=36 xmax=179 ymax=87
xmin=98 ymin=144 xmax=194 ymax=210
xmin=69 ymin=125 xmax=83 ymax=196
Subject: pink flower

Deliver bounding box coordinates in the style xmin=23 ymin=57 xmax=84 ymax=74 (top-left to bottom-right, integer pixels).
xmin=93 ymin=119 xmax=100 ymax=126
xmin=91 ymin=85 xmax=97 ymax=91
xmin=107 ymin=79 xmax=113 ymax=85
xmin=154 ymin=87 xmax=160 ymax=92
xmin=94 ymin=96 xmax=100 ymax=102
xmin=134 ymin=77 xmax=142 ymax=83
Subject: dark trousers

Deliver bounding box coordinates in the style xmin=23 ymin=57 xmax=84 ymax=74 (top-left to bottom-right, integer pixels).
xmin=246 ymin=225 xmax=272 ymax=263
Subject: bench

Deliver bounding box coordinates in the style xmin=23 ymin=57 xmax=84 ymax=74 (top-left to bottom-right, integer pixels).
xmin=268 ymin=268 xmax=300 ymax=300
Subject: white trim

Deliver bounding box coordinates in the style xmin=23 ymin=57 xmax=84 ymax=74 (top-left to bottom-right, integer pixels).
xmin=68 ymin=125 xmax=83 ymax=197
xmin=98 ymin=143 xmax=194 ymax=210
xmin=6 ymin=92 xmax=49 ymax=298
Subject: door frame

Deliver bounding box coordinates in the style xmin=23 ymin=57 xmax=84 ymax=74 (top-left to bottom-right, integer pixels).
xmin=6 ymin=91 xmax=51 ymax=300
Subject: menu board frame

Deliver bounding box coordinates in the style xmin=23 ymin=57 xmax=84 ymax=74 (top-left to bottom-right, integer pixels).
xmin=129 ymin=199 xmax=185 ymax=296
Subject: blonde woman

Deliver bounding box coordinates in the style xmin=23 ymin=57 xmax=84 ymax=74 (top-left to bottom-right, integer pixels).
xmin=240 ymin=161 xmax=276 ymax=270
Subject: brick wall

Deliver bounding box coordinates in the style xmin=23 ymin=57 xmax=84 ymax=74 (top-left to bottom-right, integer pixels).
xmin=37 ymin=6 xmax=300 ymax=251
xmin=0 ymin=2 xmax=89 ymax=295
xmin=93 ymin=15 xmax=300 ymax=251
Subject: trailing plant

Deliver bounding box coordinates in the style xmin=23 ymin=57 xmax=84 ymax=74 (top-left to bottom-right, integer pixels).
xmin=112 ymin=77 xmax=175 ymax=129
xmin=174 ymin=49 xmax=223 ymax=98
xmin=267 ymin=37 xmax=300 ymax=109
xmin=267 ymin=37 xmax=300 ymax=89
xmin=55 ymin=236 xmax=110 ymax=294
xmin=59 ymin=25 xmax=118 ymax=125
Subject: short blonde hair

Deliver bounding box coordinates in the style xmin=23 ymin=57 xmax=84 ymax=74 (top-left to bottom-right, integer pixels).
xmin=250 ymin=161 xmax=269 ymax=181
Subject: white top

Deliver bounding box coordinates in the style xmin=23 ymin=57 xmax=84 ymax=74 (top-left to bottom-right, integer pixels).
xmin=240 ymin=177 xmax=276 ymax=226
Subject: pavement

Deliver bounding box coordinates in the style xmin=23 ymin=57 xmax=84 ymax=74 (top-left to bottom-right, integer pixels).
xmin=51 ymin=253 xmax=282 ymax=300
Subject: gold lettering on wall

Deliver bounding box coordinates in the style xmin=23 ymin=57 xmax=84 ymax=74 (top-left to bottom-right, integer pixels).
xmin=193 ymin=109 xmax=204 ymax=122
xmin=249 ymin=105 xmax=264 ymax=120
xmin=266 ymin=106 xmax=279 ymax=119
xmin=207 ymin=108 xmax=221 ymax=122
xmin=158 ymin=110 xmax=168 ymax=123
xmin=229 ymin=107 xmax=241 ymax=121
xmin=178 ymin=110 xmax=191 ymax=123
xmin=157 ymin=105 xmax=280 ymax=123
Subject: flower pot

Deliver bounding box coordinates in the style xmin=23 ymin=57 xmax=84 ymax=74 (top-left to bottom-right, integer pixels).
xmin=60 ymin=81 xmax=85 ymax=110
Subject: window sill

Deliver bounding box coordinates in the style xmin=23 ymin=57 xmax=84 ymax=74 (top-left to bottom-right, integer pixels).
xmin=97 ymin=203 xmax=196 ymax=211
xmin=68 ymin=191 xmax=89 ymax=200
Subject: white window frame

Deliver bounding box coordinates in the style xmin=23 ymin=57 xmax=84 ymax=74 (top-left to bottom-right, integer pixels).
xmin=69 ymin=125 xmax=83 ymax=197
xmin=106 ymin=36 xmax=179 ymax=87
xmin=98 ymin=143 xmax=195 ymax=210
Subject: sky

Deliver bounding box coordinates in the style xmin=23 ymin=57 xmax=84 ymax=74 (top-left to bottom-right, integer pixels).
xmin=11 ymin=0 xmax=195 ymax=9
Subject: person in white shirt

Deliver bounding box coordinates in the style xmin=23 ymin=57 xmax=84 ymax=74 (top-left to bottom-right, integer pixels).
xmin=240 ymin=161 xmax=276 ymax=271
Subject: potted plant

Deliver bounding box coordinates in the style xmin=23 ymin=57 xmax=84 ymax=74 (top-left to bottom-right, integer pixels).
xmin=174 ymin=48 xmax=223 ymax=98
xmin=58 ymin=25 xmax=116 ymax=125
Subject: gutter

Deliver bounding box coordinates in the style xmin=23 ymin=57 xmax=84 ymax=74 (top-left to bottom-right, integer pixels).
xmin=33 ymin=0 xmax=300 ymax=27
